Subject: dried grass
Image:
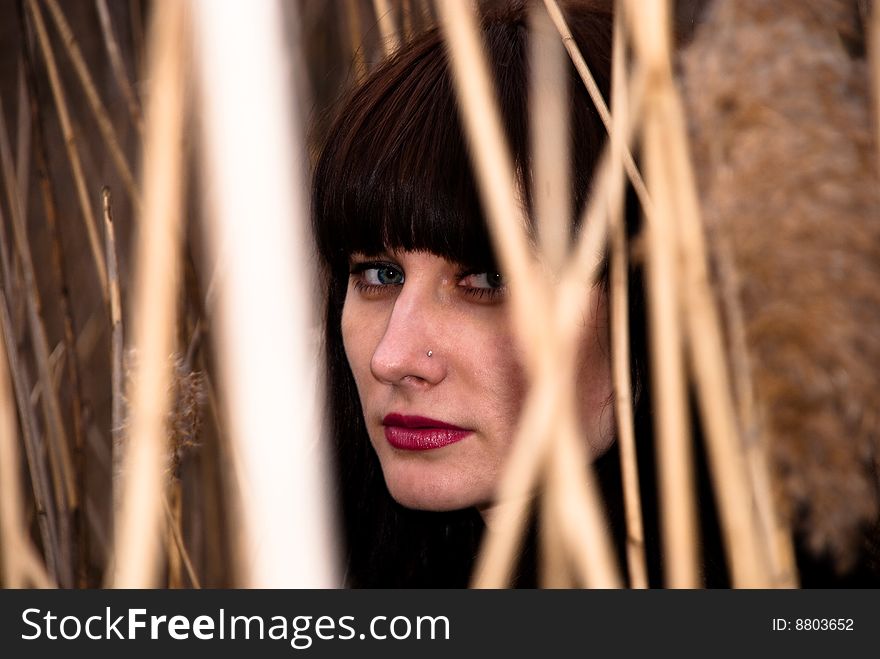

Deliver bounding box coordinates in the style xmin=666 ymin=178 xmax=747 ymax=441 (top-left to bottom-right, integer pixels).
xmin=0 ymin=0 xmax=876 ymax=590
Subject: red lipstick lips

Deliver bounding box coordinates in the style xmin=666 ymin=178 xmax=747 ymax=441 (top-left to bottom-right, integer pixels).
xmin=382 ymin=414 xmax=471 ymax=451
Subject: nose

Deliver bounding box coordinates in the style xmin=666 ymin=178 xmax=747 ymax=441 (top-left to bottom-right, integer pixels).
xmin=370 ymin=285 xmax=447 ymax=387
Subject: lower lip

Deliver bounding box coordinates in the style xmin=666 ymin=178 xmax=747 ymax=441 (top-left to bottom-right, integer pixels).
xmin=384 ymin=426 xmax=471 ymax=451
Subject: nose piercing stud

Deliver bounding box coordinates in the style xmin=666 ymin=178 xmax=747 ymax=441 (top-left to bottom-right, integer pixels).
xmin=426 ymin=350 xmax=433 ymax=357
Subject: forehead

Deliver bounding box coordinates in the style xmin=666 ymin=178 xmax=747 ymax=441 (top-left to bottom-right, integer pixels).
xmin=349 ymin=248 xmax=469 ymax=264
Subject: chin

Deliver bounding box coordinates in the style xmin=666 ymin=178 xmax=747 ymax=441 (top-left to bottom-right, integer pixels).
xmin=385 ymin=482 xmax=474 ymax=512
xmin=381 ymin=466 xmax=485 ymax=512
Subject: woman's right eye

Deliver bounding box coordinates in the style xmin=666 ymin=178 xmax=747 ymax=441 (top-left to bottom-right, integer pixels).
xmin=349 ymin=262 xmax=404 ymax=295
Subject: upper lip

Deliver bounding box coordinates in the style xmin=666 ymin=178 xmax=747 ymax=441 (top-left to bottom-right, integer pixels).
xmin=382 ymin=413 xmax=467 ymax=431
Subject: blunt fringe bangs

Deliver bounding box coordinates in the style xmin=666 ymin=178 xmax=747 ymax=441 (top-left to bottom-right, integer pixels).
xmin=312 ymin=1 xmax=613 ymax=276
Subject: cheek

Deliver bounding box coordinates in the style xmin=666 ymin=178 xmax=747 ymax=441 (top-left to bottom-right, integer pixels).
xmin=466 ymin=319 xmax=528 ymax=429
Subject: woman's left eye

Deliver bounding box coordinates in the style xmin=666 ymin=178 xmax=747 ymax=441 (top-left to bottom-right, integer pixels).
xmin=460 ymin=272 xmax=503 ymax=289
xmin=458 ymin=271 xmax=506 ymax=301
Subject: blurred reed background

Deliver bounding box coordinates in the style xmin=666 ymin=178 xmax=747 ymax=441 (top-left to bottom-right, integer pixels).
xmin=0 ymin=0 xmax=877 ymax=589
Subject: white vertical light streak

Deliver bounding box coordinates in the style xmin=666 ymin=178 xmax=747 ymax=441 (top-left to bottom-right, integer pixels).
xmin=193 ymin=0 xmax=338 ymax=588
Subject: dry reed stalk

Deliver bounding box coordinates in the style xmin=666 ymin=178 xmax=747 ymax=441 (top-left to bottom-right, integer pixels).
xmin=42 ymin=0 xmax=141 ymax=209
xmin=543 ymin=0 xmax=652 ymax=218
xmin=345 ymin=0 xmax=367 ymax=81
xmin=418 ymin=0 xmax=433 ymax=25
xmin=660 ymin=56 xmax=779 ymax=587
xmin=541 ymin=313 xmax=623 ymax=588
xmin=165 ymin=483 xmax=182 ymax=588
xmin=711 ymin=234 xmax=756 ymax=481
xmin=402 ymin=0 xmax=414 ymax=41
xmin=439 ymin=0 xmax=622 ymax=588
xmin=193 ymin=0 xmax=338 ymax=588
xmin=436 ymin=0 xmax=547 ymax=357
xmin=636 ymin=0 xmax=790 ymax=588
xmin=0 ymin=96 xmax=76 ymax=587
xmin=0 ymin=98 xmax=77 ymax=509
xmin=481 ymin=285 xmax=619 ymax=588
xmin=702 ymin=220 xmax=794 ymax=585
xmin=561 ymin=65 xmax=646 ymax=293
xmin=608 ymin=10 xmax=647 ymax=590
xmin=95 ymin=0 xmax=145 ymax=137
xmin=200 ymin=367 xmax=246 ymax=580
xmin=110 ymin=0 xmax=188 ymax=588
xmin=706 ymin=234 xmax=794 ymax=579
xmin=539 ymin=474 xmax=571 ymax=587
xmin=530 ymin=3 xmax=569 ymax=273
xmin=0 ymin=287 xmax=58 ymax=582
xmin=373 ymin=0 xmax=401 ymax=57
xmin=24 ymin=0 xmax=108 ymax=303
xmin=130 ymin=0 xmax=145 ymax=77
xmin=641 ymin=104 xmax=697 ymax=589
xmin=550 ymin=404 xmax=619 ymax=587
xmin=874 ymin=3 xmax=880 ymax=163
xmin=641 ymin=0 xmax=790 ymax=587
xmin=21 ymin=39 xmax=90 ymax=587
xmin=530 ymin=0 xmax=624 ymax=585
xmin=0 ymin=316 xmax=53 ymax=589
xmin=438 ymin=0 xmax=552 ymax=585
xmin=530 ymin=3 xmax=607 ymax=587
xmin=0 ymin=177 xmax=58 ymax=582
xmin=162 ymin=494 xmax=201 ymax=588
xmin=554 ymin=188 xmax=629 ymax=589
xmin=102 ymin=188 xmax=124 ymax=515
xmin=15 ymin=65 xmax=30 ymax=219
xmin=472 ymin=356 xmax=568 ymax=586
xmin=624 ymin=0 xmax=698 ymax=588
xmin=664 ymin=88 xmax=772 ymax=587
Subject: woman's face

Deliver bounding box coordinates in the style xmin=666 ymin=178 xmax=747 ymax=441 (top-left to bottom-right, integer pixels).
xmin=341 ymin=249 xmax=614 ymax=512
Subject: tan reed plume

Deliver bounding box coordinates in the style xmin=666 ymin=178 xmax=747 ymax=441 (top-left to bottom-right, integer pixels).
xmin=681 ymin=0 xmax=877 ymax=581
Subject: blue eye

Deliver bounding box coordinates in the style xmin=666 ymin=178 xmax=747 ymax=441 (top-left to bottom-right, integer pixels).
xmin=367 ymin=265 xmax=404 ymax=286
xmin=349 ymin=261 xmax=404 ymax=296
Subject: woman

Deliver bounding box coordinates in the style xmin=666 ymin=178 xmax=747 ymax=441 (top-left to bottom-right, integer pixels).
xmin=312 ymin=0 xmax=647 ymax=587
